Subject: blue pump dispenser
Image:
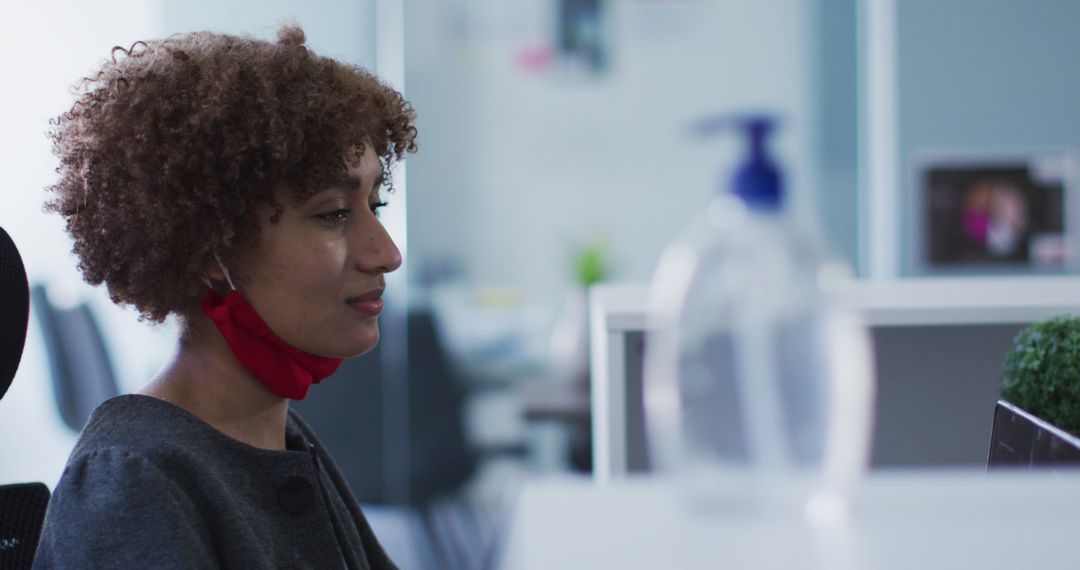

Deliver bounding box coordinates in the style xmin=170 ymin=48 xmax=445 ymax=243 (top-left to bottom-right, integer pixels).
xmin=695 ymin=115 xmax=783 ymax=210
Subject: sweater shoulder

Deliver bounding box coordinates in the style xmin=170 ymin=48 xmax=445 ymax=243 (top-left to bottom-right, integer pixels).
xmin=71 ymin=395 xmax=206 ymax=462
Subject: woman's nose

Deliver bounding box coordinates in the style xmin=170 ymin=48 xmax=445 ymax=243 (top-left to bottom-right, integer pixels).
xmin=353 ymin=218 xmax=402 ymax=274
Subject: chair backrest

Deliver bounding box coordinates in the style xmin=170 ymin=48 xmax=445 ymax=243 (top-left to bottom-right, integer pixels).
xmin=29 ymin=284 xmax=120 ymax=432
xmin=0 ymin=226 xmax=50 ymax=569
xmin=0 ymin=484 xmax=50 ymax=569
xmin=988 ymin=399 xmax=1080 ymax=469
xmin=0 ymin=226 xmax=29 ymax=401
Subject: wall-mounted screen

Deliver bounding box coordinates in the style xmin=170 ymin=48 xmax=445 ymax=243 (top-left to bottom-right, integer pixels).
xmin=911 ymin=152 xmax=1078 ymax=274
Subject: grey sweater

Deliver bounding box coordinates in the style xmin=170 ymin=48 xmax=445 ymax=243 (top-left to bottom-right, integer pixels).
xmin=33 ymin=395 xmax=398 ymax=569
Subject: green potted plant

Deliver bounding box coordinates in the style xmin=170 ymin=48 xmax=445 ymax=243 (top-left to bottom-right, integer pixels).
xmin=549 ymin=240 xmax=610 ymax=385
xmin=573 ymin=243 xmax=609 ymax=291
xmin=1000 ymin=315 xmax=1080 ymax=437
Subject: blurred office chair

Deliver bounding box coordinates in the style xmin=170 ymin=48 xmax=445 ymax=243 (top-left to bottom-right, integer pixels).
xmin=0 ymin=229 xmax=29 ymax=403
xmin=0 ymin=483 xmax=51 ymax=569
xmin=295 ymin=308 xmax=515 ymax=570
xmin=988 ymin=400 xmax=1080 ymax=469
xmin=29 ymin=284 xmax=120 ymax=432
xmin=0 ymin=226 xmax=50 ymax=569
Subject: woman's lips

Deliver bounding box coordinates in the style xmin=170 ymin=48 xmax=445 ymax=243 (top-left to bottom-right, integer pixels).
xmin=348 ymin=298 xmax=383 ymax=316
xmin=347 ymin=291 xmax=384 ymax=316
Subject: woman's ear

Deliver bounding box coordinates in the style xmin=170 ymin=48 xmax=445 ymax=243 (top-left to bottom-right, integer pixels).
xmin=203 ymin=254 xmax=238 ymax=291
xmin=206 ymin=263 xmax=227 ymax=283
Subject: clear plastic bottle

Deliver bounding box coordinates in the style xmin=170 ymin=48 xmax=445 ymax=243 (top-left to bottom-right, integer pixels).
xmin=644 ymin=116 xmax=875 ymax=518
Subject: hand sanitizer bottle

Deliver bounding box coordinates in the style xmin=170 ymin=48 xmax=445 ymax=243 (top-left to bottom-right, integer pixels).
xmin=644 ymin=115 xmax=875 ymax=518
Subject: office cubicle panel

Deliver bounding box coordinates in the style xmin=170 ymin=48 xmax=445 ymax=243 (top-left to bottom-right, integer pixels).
xmin=619 ymin=323 xmax=1026 ymax=471
xmin=623 ymin=332 xmax=650 ymax=473
xmin=870 ymin=324 xmax=1022 ymax=467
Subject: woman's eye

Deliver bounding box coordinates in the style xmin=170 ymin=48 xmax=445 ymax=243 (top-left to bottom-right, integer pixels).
xmin=370 ymin=201 xmax=389 ymax=217
xmin=316 ymin=208 xmax=351 ymax=224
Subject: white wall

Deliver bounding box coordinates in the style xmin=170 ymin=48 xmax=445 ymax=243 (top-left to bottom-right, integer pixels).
xmin=159 ymin=0 xmax=376 ymax=70
xmin=405 ymin=0 xmax=820 ymax=310
xmin=896 ymin=0 xmax=1080 ymax=274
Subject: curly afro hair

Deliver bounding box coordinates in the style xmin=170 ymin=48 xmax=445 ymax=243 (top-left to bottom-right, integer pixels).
xmin=46 ymin=24 xmax=418 ymax=323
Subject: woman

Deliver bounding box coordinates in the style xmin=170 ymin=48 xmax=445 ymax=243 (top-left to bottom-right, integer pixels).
xmin=33 ymin=24 xmax=416 ymax=569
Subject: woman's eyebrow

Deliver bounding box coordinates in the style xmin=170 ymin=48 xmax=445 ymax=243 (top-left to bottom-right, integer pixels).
xmin=320 ymin=176 xmax=362 ymax=191
xmin=320 ymin=167 xmax=385 ymax=193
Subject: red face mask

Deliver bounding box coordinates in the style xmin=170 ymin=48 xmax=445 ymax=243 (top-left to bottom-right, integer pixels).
xmin=201 ymin=289 xmax=343 ymax=400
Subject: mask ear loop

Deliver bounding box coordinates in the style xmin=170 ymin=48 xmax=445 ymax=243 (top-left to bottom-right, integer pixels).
xmin=202 ymin=254 xmax=237 ymax=291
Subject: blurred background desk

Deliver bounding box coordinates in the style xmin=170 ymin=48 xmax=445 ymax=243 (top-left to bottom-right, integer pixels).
xmin=590 ymin=277 xmax=1080 ymax=482
xmin=499 ymin=471 xmax=1080 ymax=569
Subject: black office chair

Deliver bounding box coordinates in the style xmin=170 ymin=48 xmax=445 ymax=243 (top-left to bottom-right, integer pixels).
xmin=0 ymin=225 xmax=50 ymax=569
xmin=30 ymin=284 xmax=120 ymax=432
xmin=294 ymin=308 xmax=516 ymax=570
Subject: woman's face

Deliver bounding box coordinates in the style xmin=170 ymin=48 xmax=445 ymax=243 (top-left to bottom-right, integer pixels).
xmin=227 ymin=148 xmax=402 ymax=358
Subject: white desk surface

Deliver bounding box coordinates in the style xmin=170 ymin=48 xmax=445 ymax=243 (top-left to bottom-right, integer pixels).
xmin=499 ymin=471 xmax=1080 ymax=570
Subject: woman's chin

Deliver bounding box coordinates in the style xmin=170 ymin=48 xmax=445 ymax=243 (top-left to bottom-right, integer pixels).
xmin=331 ymin=329 xmax=380 ymax=359
xmin=289 ymin=321 xmax=380 ymax=359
